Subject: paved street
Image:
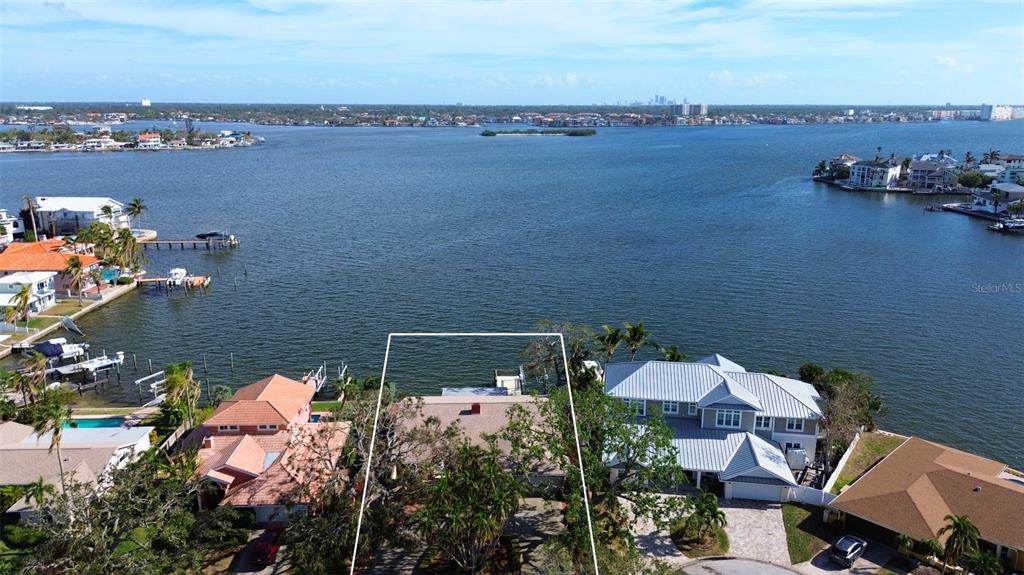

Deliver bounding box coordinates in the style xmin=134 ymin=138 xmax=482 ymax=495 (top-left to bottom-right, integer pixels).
xmin=720 ymin=499 xmax=790 ymax=566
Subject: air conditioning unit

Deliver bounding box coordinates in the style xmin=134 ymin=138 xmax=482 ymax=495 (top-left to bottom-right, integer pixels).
xmin=786 ymin=448 xmax=809 ymax=470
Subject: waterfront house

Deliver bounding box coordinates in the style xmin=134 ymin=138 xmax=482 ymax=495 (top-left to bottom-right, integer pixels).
xmin=913 ymin=151 xmax=958 ymax=167
xmin=603 ymin=355 xmax=823 ymax=501
xmin=830 ymin=437 xmax=1024 ymax=571
xmin=0 ymin=271 xmax=57 ymax=316
xmin=82 ymin=137 xmax=122 ymax=151
xmin=847 ymin=160 xmax=902 ymax=189
xmin=908 ymin=160 xmax=958 ymax=190
xmin=829 ymin=154 xmax=861 ymax=169
xmin=0 ymin=241 xmax=101 ymax=294
xmin=190 ymin=374 xmax=345 ymax=524
xmin=0 ymin=421 xmax=154 ymax=519
xmin=970 ymin=182 xmax=1024 ymax=214
xmin=0 ymin=208 xmax=22 ymax=244
xmin=33 ymin=196 xmax=131 ymax=234
xmin=136 ymin=132 xmax=162 ymax=150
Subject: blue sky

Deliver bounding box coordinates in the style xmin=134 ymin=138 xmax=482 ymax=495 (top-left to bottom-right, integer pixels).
xmin=1 ymin=0 xmax=1022 ymax=105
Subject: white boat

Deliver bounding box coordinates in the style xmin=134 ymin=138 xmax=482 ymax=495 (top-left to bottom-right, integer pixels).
xmin=167 ymin=268 xmax=188 ymax=286
xmin=53 ymin=351 xmax=125 ymax=377
xmin=989 ymin=218 xmax=1024 ymax=233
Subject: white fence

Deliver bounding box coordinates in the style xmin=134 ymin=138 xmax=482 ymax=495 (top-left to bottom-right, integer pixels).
xmin=822 ymin=430 xmax=862 ymax=494
xmin=785 ymin=485 xmax=836 ymax=506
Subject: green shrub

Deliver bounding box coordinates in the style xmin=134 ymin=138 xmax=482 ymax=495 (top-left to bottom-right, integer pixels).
xmin=2 ymin=524 xmax=44 ymax=548
xmin=116 ymin=276 xmax=135 ymax=285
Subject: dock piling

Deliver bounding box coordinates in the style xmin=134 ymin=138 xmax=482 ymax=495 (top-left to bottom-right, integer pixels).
xmin=148 ymin=358 xmax=154 ymax=374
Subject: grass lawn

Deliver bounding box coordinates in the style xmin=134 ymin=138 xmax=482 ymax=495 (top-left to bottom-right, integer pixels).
xmin=311 ymin=400 xmax=342 ymax=411
xmin=72 ymin=406 xmax=141 ymax=415
xmin=39 ymin=299 xmax=91 ymax=317
xmin=831 ymin=432 xmax=907 ymax=494
xmin=782 ymin=503 xmax=833 ymax=564
xmin=670 ymin=526 xmax=729 ymax=558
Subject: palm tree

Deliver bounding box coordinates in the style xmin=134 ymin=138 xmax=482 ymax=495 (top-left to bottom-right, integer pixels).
xmin=126 ymin=197 xmax=147 ymax=229
xmin=874 ymin=146 xmax=883 ymax=162
xmin=685 ymin=490 xmax=727 ymax=541
xmin=0 ymin=368 xmax=26 ymax=407
xmin=22 ymin=195 xmax=38 ymax=242
xmin=981 ymin=149 xmax=1001 ymax=164
xmin=920 ymin=537 xmax=944 ymax=560
xmin=20 ymin=351 xmax=48 ymax=404
xmin=624 ymin=321 xmax=657 ymax=360
xmin=99 ymin=204 xmax=115 ymax=226
xmin=32 ymin=390 xmax=77 ymax=493
xmin=162 ymin=361 xmax=199 ymax=427
xmin=64 ymin=255 xmax=87 ymax=306
xmin=895 ymin=533 xmax=914 ymax=556
xmin=964 ymin=151 xmax=976 ymax=166
xmin=24 ymin=476 xmax=56 ymax=509
xmin=661 ymin=345 xmax=686 ymax=362
xmin=89 ymin=268 xmax=104 ymax=295
xmin=938 ymin=514 xmax=980 ymax=571
xmin=813 ymin=160 xmax=827 ymax=177
xmin=11 ymin=283 xmax=33 ymax=332
xmin=990 ymin=190 xmax=1004 ymax=215
xmin=595 ymin=325 xmax=623 ymax=362
xmin=963 ymin=550 xmax=1003 ymax=575
xmin=113 ymin=227 xmax=139 ymax=271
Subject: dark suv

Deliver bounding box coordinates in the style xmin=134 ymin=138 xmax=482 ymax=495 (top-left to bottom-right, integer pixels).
xmin=829 ymin=535 xmax=867 ymax=567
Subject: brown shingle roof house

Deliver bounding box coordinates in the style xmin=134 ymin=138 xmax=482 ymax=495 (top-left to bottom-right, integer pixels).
xmin=830 ymin=436 xmax=1024 ymax=567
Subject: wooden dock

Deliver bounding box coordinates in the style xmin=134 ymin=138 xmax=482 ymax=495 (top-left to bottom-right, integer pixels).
xmin=140 ymin=238 xmax=239 ymax=250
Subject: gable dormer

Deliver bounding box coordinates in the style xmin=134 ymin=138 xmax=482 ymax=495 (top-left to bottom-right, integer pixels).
xmin=696 ymin=365 xmax=762 ymax=411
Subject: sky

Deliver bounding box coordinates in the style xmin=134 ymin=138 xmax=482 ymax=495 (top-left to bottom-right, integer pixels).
xmin=1 ymin=0 xmax=1023 ymax=105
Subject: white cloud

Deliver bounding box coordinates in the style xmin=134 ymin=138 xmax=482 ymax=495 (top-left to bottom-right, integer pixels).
xmin=934 ymin=56 xmax=974 ymax=74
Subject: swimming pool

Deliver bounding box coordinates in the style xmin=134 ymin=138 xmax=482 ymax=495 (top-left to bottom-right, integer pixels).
xmin=100 ymin=268 xmax=121 ymax=283
xmin=66 ymin=416 xmax=127 ymax=428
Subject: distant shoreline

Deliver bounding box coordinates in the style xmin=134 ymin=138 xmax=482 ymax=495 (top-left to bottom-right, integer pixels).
xmin=480 ymin=128 xmax=597 ymax=137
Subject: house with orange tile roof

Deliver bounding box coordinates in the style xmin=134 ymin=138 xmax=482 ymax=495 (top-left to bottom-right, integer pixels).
xmin=830 ymin=436 xmax=1024 ymax=570
xmin=0 ymin=241 xmax=101 ymax=293
xmin=202 ymin=374 xmax=316 ymax=436
xmin=191 ymin=374 xmax=345 ymax=524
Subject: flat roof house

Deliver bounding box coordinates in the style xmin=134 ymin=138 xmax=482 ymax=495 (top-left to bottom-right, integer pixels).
xmin=830 ymin=437 xmax=1024 ymax=571
xmin=0 ymin=271 xmax=57 ymax=316
xmin=604 ymin=354 xmax=823 ymax=502
xmin=0 ymin=421 xmax=154 ymax=518
xmin=33 ymin=196 xmax=131 ymax=234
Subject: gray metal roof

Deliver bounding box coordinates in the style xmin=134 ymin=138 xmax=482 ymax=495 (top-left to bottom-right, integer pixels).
xmin=697 ymin=354 xmax=747 ymax=372
xmin=605 ymin=360 xmax=821 ymax=419
xmin=659 ymin=419 xmax=797 ymax=486
xmin=697 ymin=366 xmax=763 ymax=410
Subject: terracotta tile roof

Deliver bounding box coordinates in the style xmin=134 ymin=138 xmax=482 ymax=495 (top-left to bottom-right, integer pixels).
xmin=2 ymin=239 xmax=68 ymax=254
xmin=220 ymin=423 xmax=349 ymax=507
xmin=231 ymin=374 xmax=315 ymax=403
xmin=831 ymin=436 xmax=1024 ymax=549
xmin=0 ymin=250 xmax=100 ymax=273
xmin=205 ymin=400 xmax=302 ymax=427
xmin=198 ymin=434 xmax=266 ymax=478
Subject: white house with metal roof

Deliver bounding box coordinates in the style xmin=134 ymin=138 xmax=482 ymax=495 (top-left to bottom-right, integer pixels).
xmin=604 ymin=354 xmax=823 ymax=502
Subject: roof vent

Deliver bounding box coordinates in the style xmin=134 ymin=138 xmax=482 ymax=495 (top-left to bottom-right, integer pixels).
xmin=973 ymin=485 xmax=982 ymax=492
xmin=470 ymin=403 xmax=481 ymax=415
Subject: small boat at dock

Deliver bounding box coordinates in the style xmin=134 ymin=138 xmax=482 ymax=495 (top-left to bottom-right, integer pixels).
xmin=989 ymin=218 xmax=1024 ymax=234
xmin=12 ymin=337 xmax=89 ymax=361
xmin=51 ymin=351 xmax=125 ymax=377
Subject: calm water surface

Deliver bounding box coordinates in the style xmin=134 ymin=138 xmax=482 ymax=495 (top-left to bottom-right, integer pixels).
xmin=1 ymin=121 xmax=1022 ymax=466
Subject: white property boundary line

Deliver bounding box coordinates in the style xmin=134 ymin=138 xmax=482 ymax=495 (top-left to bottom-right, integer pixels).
xmin=348 ymin=332 xmax=600 ymax=575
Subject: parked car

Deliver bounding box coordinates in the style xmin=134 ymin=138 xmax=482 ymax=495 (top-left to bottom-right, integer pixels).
xmin=251 ymin=529 xmax=282 ymax=568
xmin=829 ymin=535 xmax=868 ymax=567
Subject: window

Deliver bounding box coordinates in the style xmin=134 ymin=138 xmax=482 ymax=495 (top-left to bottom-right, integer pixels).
xmin=755 ymin=415 xmax=772 ymax=430
xmin=257 ymin=424 xmax=278 ymax=431
xmin=624 ymin=398 xmax=646 ymax=416
xmin=662 ymin=401 xmax=679 ymax=415
xmin=218 ymin=425 xmax=239 ymax=432
xmin=715 ymin=409 xmax=741 ymax=428
xmin=687 ymin=403 xmax=698 ymax=416
xmin=785 ymin=442 xmax=802 ymax=451
xmin=786 ymin=418 xmax=805 ymax=432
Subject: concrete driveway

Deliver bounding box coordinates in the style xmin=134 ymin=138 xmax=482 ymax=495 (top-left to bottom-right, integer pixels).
xmin=720 ymin=499 xmax=790 ymax=566
xmin=793 ymin=540 xmax=896 ymax=575
xmin=684 ymin=558 xmax=801 ymax=575
xmin=231 ymin=530 xmax=289 ymax=574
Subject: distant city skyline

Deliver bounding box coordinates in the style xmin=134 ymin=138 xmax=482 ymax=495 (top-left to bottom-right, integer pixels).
xmin=1 ymin=0 xmax=1022 ymax=105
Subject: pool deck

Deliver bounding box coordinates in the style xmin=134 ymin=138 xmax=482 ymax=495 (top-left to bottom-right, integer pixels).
xmin=0 ymin=280 xmax=138 ymax=360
